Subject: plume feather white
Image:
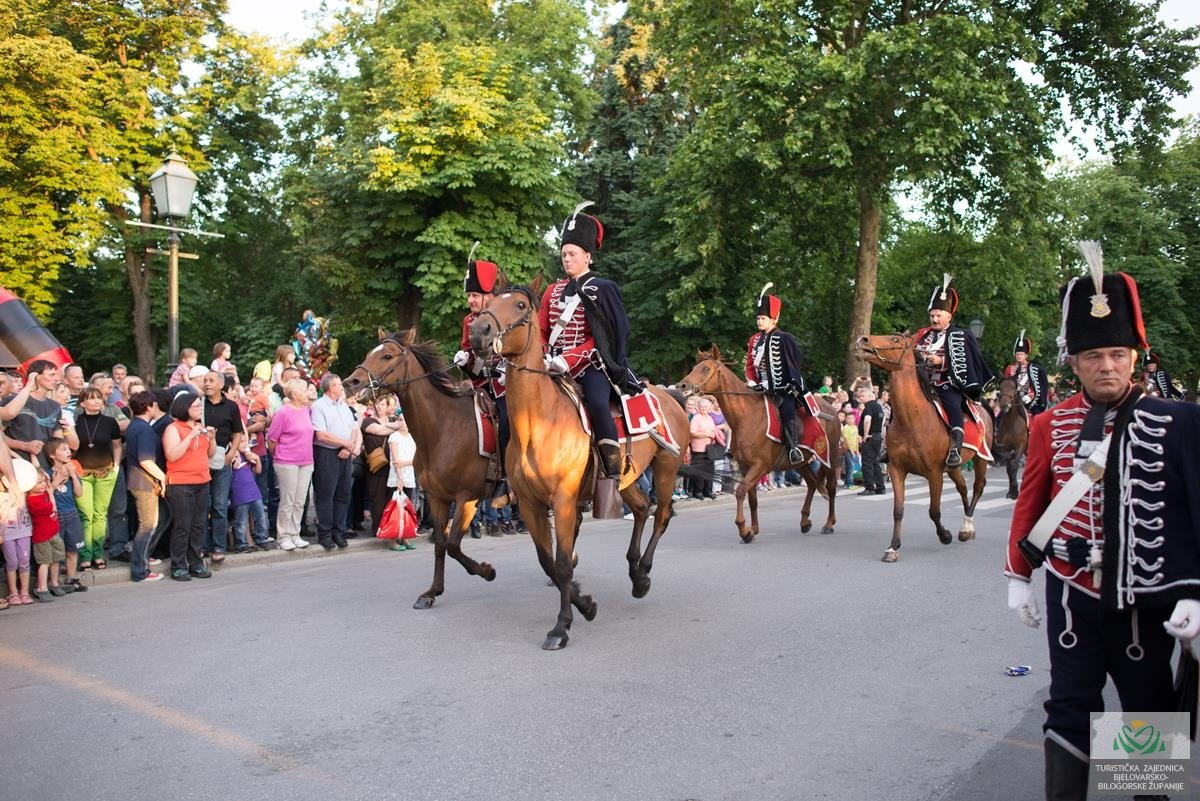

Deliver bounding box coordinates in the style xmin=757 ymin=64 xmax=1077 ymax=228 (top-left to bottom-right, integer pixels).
xmin=467 ymin=241 xmax=480 ymax=264
xmin=1076 ymin=240 xmax=1105 ymax=294
xmin=758 ymin=282 xmax=774 ymax=306
xmin=941 ymin=273 xmax=953 ymax=300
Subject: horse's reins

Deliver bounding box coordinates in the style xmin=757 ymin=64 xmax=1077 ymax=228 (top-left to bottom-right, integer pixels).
xmin=478 ymin=288 xmax=557 ymax=376
xmin=857 ymin=337 xmax=914 ymax=367
xmin=353 ymin=339 xmax=457 ymax=399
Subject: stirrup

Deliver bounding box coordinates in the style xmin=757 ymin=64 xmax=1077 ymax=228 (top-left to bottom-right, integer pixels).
xmin=490 ymin=478 xmax=510 ymax=509
xmin=787 ymin=446 xmax=805 ymax=464
xmin=946 ymin=447 xmax=962 ymax=467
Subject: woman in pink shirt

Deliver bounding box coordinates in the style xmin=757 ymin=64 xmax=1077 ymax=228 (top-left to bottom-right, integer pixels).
xmin=688 ymin=397 xmax=723 ymax=500
xmin=267 ymin=379 xmax=315 ymax=551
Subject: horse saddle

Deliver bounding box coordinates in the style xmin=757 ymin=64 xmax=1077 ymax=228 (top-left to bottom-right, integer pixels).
xmin=472 ymin=392 xmax=499 ymax=458
xmin=763 ymin=398 xmax=831 ymax=468
xmin=562 ymin=382 xmax=680 ymax=457
xmin=929 ymin=397 xmax=994 ymax=462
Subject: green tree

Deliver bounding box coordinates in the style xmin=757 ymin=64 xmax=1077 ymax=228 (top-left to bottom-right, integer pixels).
xmin=654 ymin=0 xmax=1196 ymax=385
xmin=285 ymin=0 xmax=594 ymax=350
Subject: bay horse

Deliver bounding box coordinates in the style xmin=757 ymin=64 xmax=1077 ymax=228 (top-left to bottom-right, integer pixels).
xmin=343 ymin=328 xmax=499 ymax=609
xmin=853 ymin=333 xmax=992 ymax=563
xmin=468 ymin=282 xmax=690 ymax=650
xmin=677 ymin=347 xmax=840 ymax=541
xmin=992 ymin=377 xmax=1029 ymax=499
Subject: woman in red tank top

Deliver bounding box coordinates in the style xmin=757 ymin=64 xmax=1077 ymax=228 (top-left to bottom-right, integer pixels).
xmin=162 ymin=392 xmax=215 ymax=581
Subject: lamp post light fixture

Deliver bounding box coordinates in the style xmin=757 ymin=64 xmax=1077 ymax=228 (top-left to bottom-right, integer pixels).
xmin=124 ymin=152 xmax=222 ymax=381
xmin=969 ymin=317 xmax=985 ymax=341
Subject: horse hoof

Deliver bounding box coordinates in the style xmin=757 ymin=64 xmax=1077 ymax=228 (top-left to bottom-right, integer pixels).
xmin=542 ymin=633 xmax=569 ymax=650
xmin=937 ymin=529 xmax=953 ymax=545
xmin=413 ymin=596 xmax=435 ymax=610
xmin=881 ymin=549 xmax=899 ymax=563
xmin=631 ymin=577 xmax=651 ymax=599
xmin=479 ymin=563 xmax=496 ymax=581
xmin=801 ymin=522 xmax=813 ymax=534
xmin=1006 ymin=490 xmax=1018 ymax=500
xmin=581 ymin=597 xmax=599 ymax=621
xmin=957 ymin=530 xmax=975 ymax=542
xmin=739 ymin=532 xmax=755 ymax=543
xmin=820 ymin=526 xmax=834 ymax=536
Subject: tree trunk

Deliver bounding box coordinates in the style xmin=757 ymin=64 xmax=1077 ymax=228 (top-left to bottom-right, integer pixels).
xmin=395 ymin=283 xmax=423 ymax=333
xmin=844 ymin=186 xmax=881 ymax=388
xmin=119 ymin=193 xmax=158 ymax=382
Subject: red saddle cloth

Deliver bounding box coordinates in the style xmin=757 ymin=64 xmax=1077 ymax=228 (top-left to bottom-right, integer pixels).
xmin=929 ymin=397 xmax=994 ymax=462
xmin=764 ymin=399 xmax=831 ymax=468
xmin=473 ymin=394 xmax=498 ymax=458
xmin=576 ymin=389 xmax=680 ymax=452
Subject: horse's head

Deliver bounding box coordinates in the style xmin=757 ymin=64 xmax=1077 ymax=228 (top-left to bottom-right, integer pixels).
xmin=854 ymin=333 xmax=914 ymax=373
xmin=469 ymin=279 xmax=543 ymax=359
xmin=677 ymin=345 xmax=725 ymax=397
xmin=997 ymin=377 xmax=1019 ymax=413
xmin=343 ymin=327 xmax=416 ymax=401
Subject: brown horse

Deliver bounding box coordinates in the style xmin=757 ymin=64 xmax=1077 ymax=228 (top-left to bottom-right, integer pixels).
xmin=993 ymin=377 xmax=1029 ymax=500
xmin=343 ymin=329 xmax=498 ymax=609
xmin=677 ymin=347 xmax=840 ymax=541
xmin=468 ymin=283 xmax=690 ymax=650
xmin=854 ymin=333 xmax=992 ymax=562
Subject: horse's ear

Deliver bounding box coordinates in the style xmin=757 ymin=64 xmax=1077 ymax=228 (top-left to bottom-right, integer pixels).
xmin=377 ymin=327 xmax=389 ymax=342
xmin=495 ymin=273 xmax=511 ymax=292
xmin=399 ymin=327 xmax=417 ymax=346
xmin=711 ymin=343 xmax=722 ymax=361
xmin=529 ymin=274 xmax=545 ymax=296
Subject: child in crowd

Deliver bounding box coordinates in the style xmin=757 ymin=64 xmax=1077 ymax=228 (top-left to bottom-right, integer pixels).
xmin=2 ymin=487 xmax=33 ymax=606
xmin=28 ymin=470 xmax=67 ymax=600
xmin=211 ymin=342 xmax=234 ymax=374
xmin=49 ymin=438 xmax=86 ymax=592
xmin=168 ymin=348 xmax=199 ymax=388
xmin=230 ymin=450 xmax=271 ymax=551
xmin=839 ymin=411 xmax=860 ymax=489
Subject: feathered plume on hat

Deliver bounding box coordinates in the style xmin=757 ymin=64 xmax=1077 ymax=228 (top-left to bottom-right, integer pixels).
xmin=1055 ymin=240 xmax=1149 ymax=364
xmin=926 ymin=273 xmax=959 ymax=314
xmin=560 ymin=201 xmax=604 ymax=254
xmin=463 ymin=241 xmax=499 ymax=294
xmin=755 ymin=282 xmax=781 ymax=319
xmin=1013 ymin=329 xmax=1030 ymax=355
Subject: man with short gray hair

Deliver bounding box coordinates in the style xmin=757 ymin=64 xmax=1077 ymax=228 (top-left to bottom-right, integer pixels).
xmin=310 ymin=374 xmax=359 ymax=550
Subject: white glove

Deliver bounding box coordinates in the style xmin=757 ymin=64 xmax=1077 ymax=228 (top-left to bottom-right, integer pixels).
xmin=545 ymin=355 xmax=569 ymax=374
xmin=496 ymin=364 xmax=506 ymax=387
xmin=1164 ymin=599 xmax=1200 ymax=642
xmin=1007 ymin=577 xmax=1041 ymax=629
xmin=453 ymin=350 xmax=471 ymax=368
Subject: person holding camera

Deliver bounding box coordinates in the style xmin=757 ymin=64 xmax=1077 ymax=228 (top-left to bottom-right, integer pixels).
xmin=162 ymin=392 xmax=216 ymax=581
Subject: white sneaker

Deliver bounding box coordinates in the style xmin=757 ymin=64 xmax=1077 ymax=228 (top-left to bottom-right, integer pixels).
xmin=623 ymin=512 xmax=634 ymax=520
xmin=278 ymin=538 xmax=296 ymax=552
xmin=292 ymin=536 xmax=310 ymax=549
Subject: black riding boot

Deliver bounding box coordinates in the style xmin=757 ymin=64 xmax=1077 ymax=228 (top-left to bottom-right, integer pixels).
xmin=490 ymin=477 xmax=510 ymax=509
xmin=1044 ymin=738 xmax=1088 ymax=801
xmin=946 ymin=426 xmax=964 ymax=467
xmin=598 ymin=441 xmax=624 ymax=479
xmin=782 ymin=418 xmax=803 ymax=464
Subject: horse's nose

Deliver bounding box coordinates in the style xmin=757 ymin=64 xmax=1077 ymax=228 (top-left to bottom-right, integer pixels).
xmin=855 ymin=336 xmax=870 ymax=348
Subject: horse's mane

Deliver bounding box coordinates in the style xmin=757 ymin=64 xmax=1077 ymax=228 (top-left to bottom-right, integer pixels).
xmin=388 ymin=334 xmax=473 ymax=398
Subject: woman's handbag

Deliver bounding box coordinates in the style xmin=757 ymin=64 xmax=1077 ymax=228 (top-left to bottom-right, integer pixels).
xmin=705 ymin=443 xmax=727 ymax=461
xmin=366 ymin=446 xmax=388 ymax=473
xmin=375 ymin=493 xmax=401 ymax=539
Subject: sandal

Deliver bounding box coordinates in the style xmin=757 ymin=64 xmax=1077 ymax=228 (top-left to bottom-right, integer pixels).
xmin=19 ymin=593 xmax=33 ymax=605
xmin=94 ymin=560 xmax=107 ymax=570
xmin=211 ymin=552 xmax=225 ymax=563
xmin=0 ymin=597 xmax=7 ymax=610
xmin=388 ymin=543 xmax=407 ymax=552
xmin=78 ymin=562 xmax=92 ymax=571
xmin=5 ymin=594 xmax=18 ymax=607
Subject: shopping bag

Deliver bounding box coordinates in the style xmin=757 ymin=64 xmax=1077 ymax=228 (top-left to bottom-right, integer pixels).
xmin=375 ymin=494 xmax=401 ymax=539
xmin=400 ymin=493 xmax=418 ymax=540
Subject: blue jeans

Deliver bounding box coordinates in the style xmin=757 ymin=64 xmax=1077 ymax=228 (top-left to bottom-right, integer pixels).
xmin=253 ymin=452 xmax=278 ymax=537
xmin=106 ymin=465 xmax=130 ymax=559
xmin=233 ymin=500 xmax=269 ymax=546
xmin=130 ymin=489 xmax=169 ymax=581
xmin=207 ymin=463 xmax=234 ymax=552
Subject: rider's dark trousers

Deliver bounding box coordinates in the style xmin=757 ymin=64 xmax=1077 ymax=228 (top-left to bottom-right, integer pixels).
xmin=579 ymin=366 xmax=618 ymax=442
xmin=494 ymin=394 xmax=510 ymax=469
xmin=773 ymin=392 xmax=797 ymax=422
xmin=933 ymin=385 xmax=965 ymax=430
xmin=1042 ymin=574 xmax=1176 ymax=758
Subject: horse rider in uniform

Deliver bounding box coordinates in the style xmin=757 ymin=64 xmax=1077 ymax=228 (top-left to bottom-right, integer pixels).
xmin=538 ymin=202 xmax=642 ymax=480
xmin=744 ymin=283 xmax=820 ymax=464
xmin=913 ymin=274 xmax=994 ymax=466
xmin=1141 ymin=351 xmax=1184 ymax=400
xmin=1003 ymin=330 xmax=1050 ymax=415
xmin=1005 ymin=241 xmax=1200 ymax=801
xmin=453 ymin=247 xmax=511 ymax=503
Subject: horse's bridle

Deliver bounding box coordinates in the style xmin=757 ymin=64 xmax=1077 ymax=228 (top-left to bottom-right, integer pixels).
xmin=353 ymin=338 xmax=452 ymax=399
xmin=856 ymin=337 xmax=914 ymax=367
xmin=475 ymin=287 xmax=541 ymax=368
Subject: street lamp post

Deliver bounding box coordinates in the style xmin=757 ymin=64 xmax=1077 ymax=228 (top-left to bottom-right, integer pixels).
xmin=124 ymin=153 xmax=222 ymax=381
xmin=148 ymin=154 xmax=198 ymax=366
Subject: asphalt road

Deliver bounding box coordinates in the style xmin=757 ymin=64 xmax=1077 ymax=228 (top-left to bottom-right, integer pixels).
xmin=1 ymin=477 xmax=1197 ymax=801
